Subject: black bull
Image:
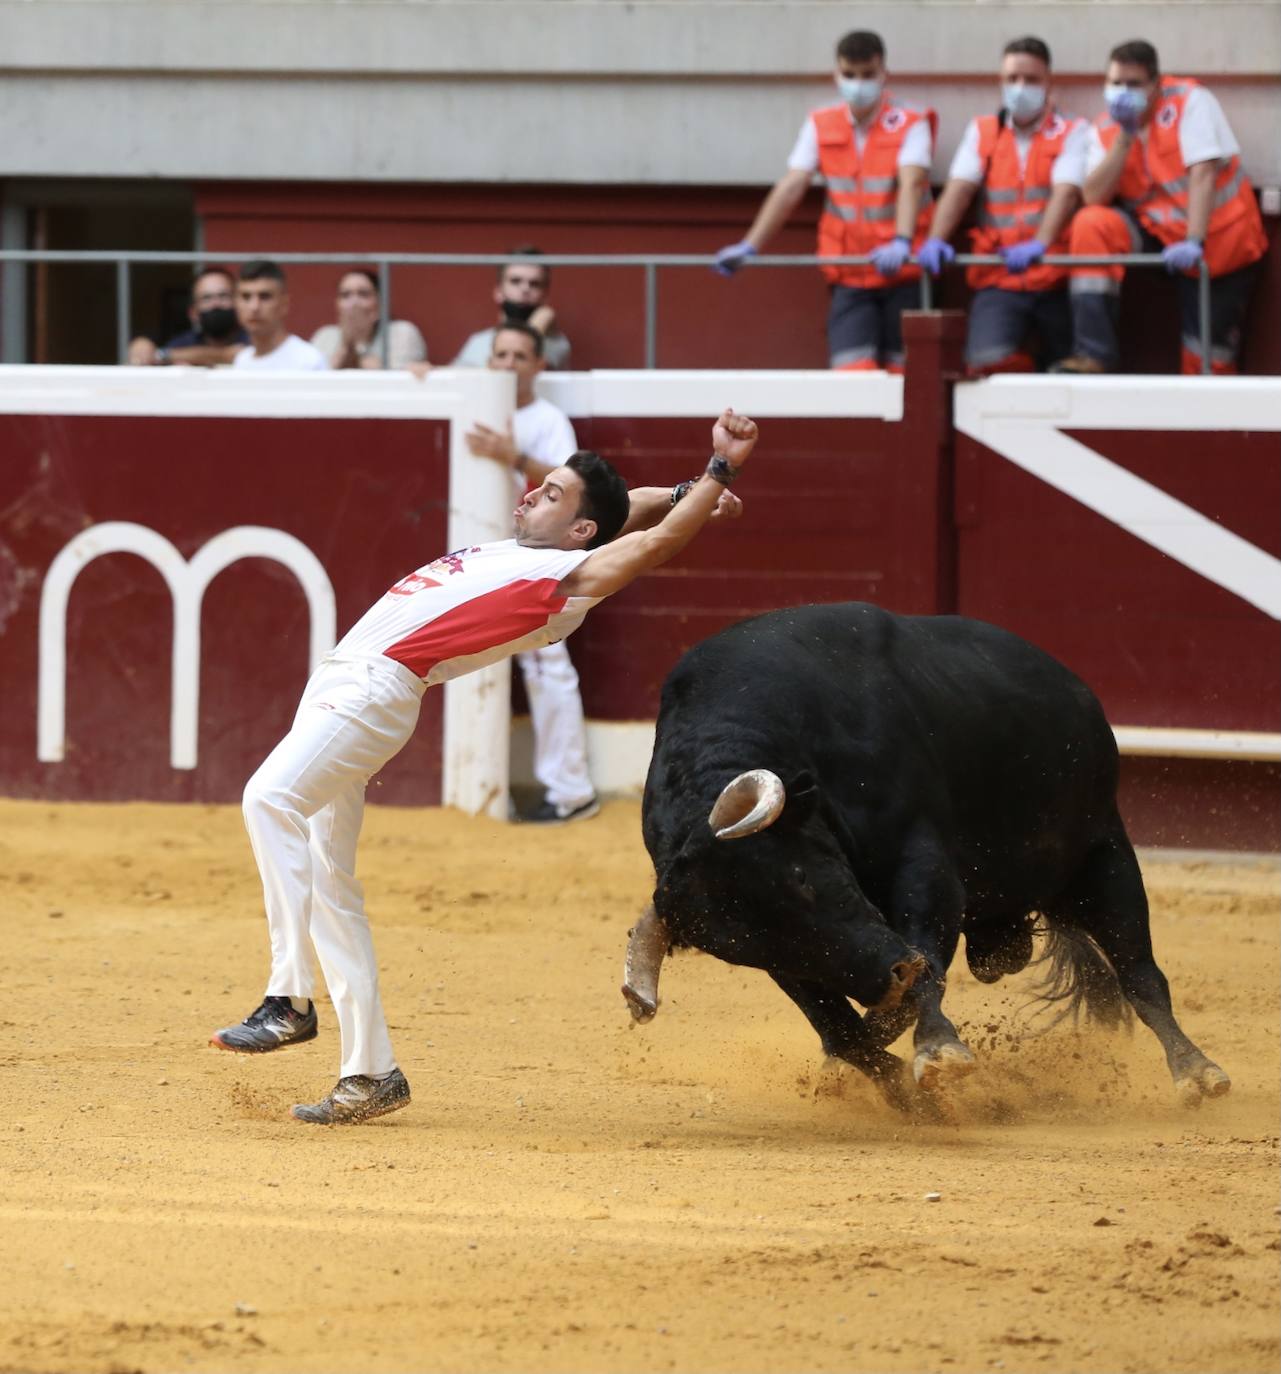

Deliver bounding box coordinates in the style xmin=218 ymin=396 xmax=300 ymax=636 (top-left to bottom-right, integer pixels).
xmin=624 ymin=603 xmax=1228 ymax=1110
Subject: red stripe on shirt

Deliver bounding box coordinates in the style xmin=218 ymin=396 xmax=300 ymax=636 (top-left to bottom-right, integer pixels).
xmin=382 ymin=578 xmax=568 ymax=679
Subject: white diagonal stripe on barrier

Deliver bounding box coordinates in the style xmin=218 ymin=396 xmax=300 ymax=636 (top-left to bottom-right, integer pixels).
xmin=969 ymin=418 xmax=1281 ymax=621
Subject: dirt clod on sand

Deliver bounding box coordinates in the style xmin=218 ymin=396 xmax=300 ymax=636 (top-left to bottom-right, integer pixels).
xmin=0 ymin=798 xmax=1277 ymax=1373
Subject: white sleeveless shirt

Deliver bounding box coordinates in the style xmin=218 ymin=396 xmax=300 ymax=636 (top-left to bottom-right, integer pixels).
xmin=336 ymin=539 xmax=599 ymax=687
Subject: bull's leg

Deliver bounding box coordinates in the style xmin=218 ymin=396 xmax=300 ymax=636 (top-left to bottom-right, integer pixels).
xmin=621 ymin=905 xmax=670 ymax=1023
xmin=770 ymin=974 xmax=919 ymax=1114
xmin=886 ymin=854 xmax=977 ymax=1090
xmin=1052 ymin=833 xmax=1230 ymax=1104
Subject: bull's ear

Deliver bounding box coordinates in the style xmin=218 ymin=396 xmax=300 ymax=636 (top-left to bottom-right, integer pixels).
xmin=780 ymin=770 xmax=820 ymax=826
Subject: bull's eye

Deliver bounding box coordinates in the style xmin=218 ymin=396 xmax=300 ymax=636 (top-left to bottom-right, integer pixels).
xmin=791 ymin=864 xmax=807 ymax=886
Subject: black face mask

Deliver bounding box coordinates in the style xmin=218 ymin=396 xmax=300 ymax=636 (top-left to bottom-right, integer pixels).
xmin=501 ymin=299 xmax=538 ymax=324
xmin=197 ymin=306 xmax=239 ymax=339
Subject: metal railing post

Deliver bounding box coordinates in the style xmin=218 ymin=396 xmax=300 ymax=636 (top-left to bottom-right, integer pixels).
xmin=644 ymin=261 xmax=657 ymax=370
xmin=116 ymin=260 xmax=131 ymax=363
xmin=919 ymin=270 xmax=934 ymax=310
xmin=378 ymin=260 xmax=392 ymax=369
xmin=1198 ymin=258 xmax=1212 ymax=376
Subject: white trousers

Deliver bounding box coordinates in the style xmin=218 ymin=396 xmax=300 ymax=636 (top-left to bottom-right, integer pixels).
xmin=517 ymin=641 xmax=594 ymax=810
xmin=242 ymin=655 xmax=425 ymax=1080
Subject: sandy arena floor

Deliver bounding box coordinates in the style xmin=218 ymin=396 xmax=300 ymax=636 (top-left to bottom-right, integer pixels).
xmin=0 ymin=797 xmax=1277 ymax=1374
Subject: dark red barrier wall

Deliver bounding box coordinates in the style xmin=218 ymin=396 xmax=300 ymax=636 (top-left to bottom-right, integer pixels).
xmin=0 ymin=414 xmax=448 ymax=804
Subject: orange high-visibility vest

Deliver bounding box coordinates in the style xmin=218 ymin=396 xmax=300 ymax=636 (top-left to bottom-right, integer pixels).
xmin=1095 ymin=75 xmax=1267 ymax=277
xmin=814 ymin=96 xmax=937 ymax=288
xmin=967 ymin=109 xmax=1081 ymax=292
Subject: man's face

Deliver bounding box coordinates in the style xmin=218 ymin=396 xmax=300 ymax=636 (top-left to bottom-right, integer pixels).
xmin=337 ymin=272 xmax=379 ymax=319
xmin=1106 ymin=59 xmax=1157 ymax=113
xmin=488 ymin=327 xmax=544 ymax=398
xmin=495 ymin=263 xmax=549 ymax=308
xmin=189 ymin=272 xmax=235 ymax=326
xmin=836 ymin=54 xmax=886 ymax=84
xmin=236 ymin=277 xmax=289 ymax=337
xmin=1001 ymin=51 xmax=1050 ymax=92
xmin=513 ymin=466 xmax=595 ymax=550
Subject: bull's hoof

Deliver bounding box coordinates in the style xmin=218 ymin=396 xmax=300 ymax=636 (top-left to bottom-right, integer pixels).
xmin=869 ymin=954 xmax=927 ymax=1014
xmin=1174 ymin=1060 xmax=1231 ymax=1106
xmin=913 ymin=1041 xmax=977 ymax=1091
xmin=621 ymin=982 xmax=658 ymax=1024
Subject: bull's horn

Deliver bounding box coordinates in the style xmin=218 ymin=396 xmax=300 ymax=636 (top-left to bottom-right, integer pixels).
xmin=709 ymin=769 xmax=786 ymax=840
xmin=622 ymin=905 xmax=669 ymax=1023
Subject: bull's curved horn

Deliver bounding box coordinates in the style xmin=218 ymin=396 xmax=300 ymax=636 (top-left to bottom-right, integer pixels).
xmin=709 ymin=769 xmax=786 ymax=840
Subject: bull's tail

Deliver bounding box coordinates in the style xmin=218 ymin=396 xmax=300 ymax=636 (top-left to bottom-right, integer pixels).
xmin=1025 ymin=919 xmax=1134 ymax=1030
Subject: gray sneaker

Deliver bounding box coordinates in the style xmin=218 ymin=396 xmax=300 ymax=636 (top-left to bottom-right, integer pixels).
xmin=517 ymin=794 xmax=601 ymax=825
xmin=291 ymin=1068 xmax=411 ymax=1125
xmin=210 ymin=996 xmax=317 ymax=1053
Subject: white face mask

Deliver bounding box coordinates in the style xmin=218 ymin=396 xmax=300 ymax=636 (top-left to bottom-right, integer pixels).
xmin=1002 ymin=81 xmax=1046 ymax=123
xmin=836 ymin=74 xmax=883 ymax=111
xmin=1104 ymin=83 xmax=1149 ymax=118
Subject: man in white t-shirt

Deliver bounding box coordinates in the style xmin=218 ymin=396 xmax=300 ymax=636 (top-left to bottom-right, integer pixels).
xmin=209 ymin=410 xmax=756 ymax=1125
xmin=452 ymin=246 xmax=572 ymax=370
xmin=464 ymin=322 xmax=598 ymax=824
xmin=231 ymin=260 xmax=328 ymax=372
xmin=917 ymin=37 xmax=1087 ymax=373
xmin=713 ymin=30 xmax=936 ymax=371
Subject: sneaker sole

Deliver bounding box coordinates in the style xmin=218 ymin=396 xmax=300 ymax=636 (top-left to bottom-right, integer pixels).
xmin=522 ymin=799 xmax=602 ymax=825
xmin=208 ymin=1025 xmax=318 ymax=1054
xmin=290 ymin=1092 xmax=411 ymax=1125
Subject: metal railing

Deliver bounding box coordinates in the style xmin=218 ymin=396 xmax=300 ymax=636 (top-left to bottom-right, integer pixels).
xmin=0 ymin=249 xmax=1215 ymax=375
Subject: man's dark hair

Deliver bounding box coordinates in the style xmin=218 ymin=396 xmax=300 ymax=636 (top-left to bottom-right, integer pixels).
xmin=191 ymin=267 xmax=234 ymax=299
xmin=239 ymin=259 xmax=287 ymax=287
xmin=836 ymin=30 xmax=885 ymax=65
xmin=1004 ymin=36 xmax=1051 ymax=66
xmin=1109 ymin=39 xmax=1159 ymax=78
xmin=567 ymin=451 xmax=629 ymax=549
xmin=499 ymin=243 xmax=551 ymax=287
xmin=341 ymin=268 xmax=380 ymax=292
xmin=493 ymin=320 xmax=545 ymax=358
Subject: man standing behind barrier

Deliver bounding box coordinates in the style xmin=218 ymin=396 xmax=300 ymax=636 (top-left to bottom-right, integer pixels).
xmin=918 ymin=37 xmax=1087 ymax=374
xmin=713 ymin=30 xmax=935 ymax=373
xmin=463 ymin=322 xmax=600 ymax=825
xmin=453 ymin=246 xmax=572 ymax=370
xmin=231 ymin=260 xmax=328 ymax=372
xmin=210 ymin=410 xmax=757 ymax=1125
xmin=1053 ymin=40 xmax=1266 ymax=375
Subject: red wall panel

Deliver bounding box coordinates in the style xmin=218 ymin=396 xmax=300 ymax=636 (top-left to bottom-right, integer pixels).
xmin=0 ymin=414 xmax=449 ymax=803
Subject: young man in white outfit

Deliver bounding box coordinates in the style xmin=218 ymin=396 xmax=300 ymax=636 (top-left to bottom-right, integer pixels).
xmin=230 ymin=260 xmax=329 ymax=372
xmin=464 ymin=322 xmax=598 ymax=823
xmin=210 ymin=409 xmax=757 ymax=1124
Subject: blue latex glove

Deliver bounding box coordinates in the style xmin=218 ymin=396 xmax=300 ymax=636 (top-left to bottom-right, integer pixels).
xmin=1001 ymin=239 xmax=1046 ymax=274
xmin=1106 ymin=86 xmax=1147 ymax=135
xmin=1162 ymin=239 xmax=1204 ymax=274
xmin=713 ymin=241 xmax=757 ymax=277
xmin=917 ymin=237 xmax=956 ymax=276
xmin=870 ymin=235 xmax=912 ymax=278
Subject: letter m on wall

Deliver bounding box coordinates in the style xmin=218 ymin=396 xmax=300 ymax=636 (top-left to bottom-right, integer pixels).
xmin=38 ymin=523 xmax=336 ymax=771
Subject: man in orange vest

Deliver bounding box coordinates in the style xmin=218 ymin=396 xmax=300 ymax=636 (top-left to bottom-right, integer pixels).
xmin=917 ymin=37 xmax=1088 ymax=374
xmin=713 ymin=30 xmax=936 ymax=373
xmin=1054 ymin=40 xmax=1267 ymax=375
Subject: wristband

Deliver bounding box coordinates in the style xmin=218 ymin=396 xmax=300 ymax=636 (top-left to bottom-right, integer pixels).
xmin=707 ymin=454 xmax=739 ymax=486
xmin=670 ymin=477 xmax=700 ymax=506
xmin=155 ymin=348 xmax=171 ymax=366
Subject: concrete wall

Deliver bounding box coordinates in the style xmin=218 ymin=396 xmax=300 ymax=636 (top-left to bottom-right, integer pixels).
xmin=1 ymin=1 xmax=1278 ymax=187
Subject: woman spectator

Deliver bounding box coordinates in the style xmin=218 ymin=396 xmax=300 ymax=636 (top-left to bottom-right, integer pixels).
xmin=310 ymin=269 xmax=428 ymax=369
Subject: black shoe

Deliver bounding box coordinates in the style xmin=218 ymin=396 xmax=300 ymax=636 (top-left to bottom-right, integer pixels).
xmin=210 ymin=996 xmax=318 ymax=1053
xmin=517 ymin=794 xmax=601 ymax=825
xmin=291 ymin=1069 xmax=411 ymax=1124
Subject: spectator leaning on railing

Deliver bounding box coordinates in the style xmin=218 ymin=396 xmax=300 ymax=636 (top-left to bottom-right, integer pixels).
xmin=126 ymin=267 xmax=248 ymax=367
xmin=310 ymin=270 xmax=428 ymax=370
xmin=917 ymin=37 xmax=1087 ymax=375
xmin=231 ymin=260 xmax=328 ymax=371
xmin=452 ymin=246 xmax=572 ymax=371
xmin=713 ymin=29 xmax=936 ymax=373
xmin=1053 ymin=39 xmax=1268 ymax=376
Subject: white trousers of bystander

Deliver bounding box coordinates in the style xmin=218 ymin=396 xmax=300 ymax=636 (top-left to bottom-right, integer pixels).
xmin=241 ymin=654 xmax=426 ymax=1080
xmin=517 ymin=641 xmax=594 ymax=811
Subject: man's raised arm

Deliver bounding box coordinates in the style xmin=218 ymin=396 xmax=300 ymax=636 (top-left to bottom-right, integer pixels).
xmin=559 ymin=410 xmax=759 ymax=600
